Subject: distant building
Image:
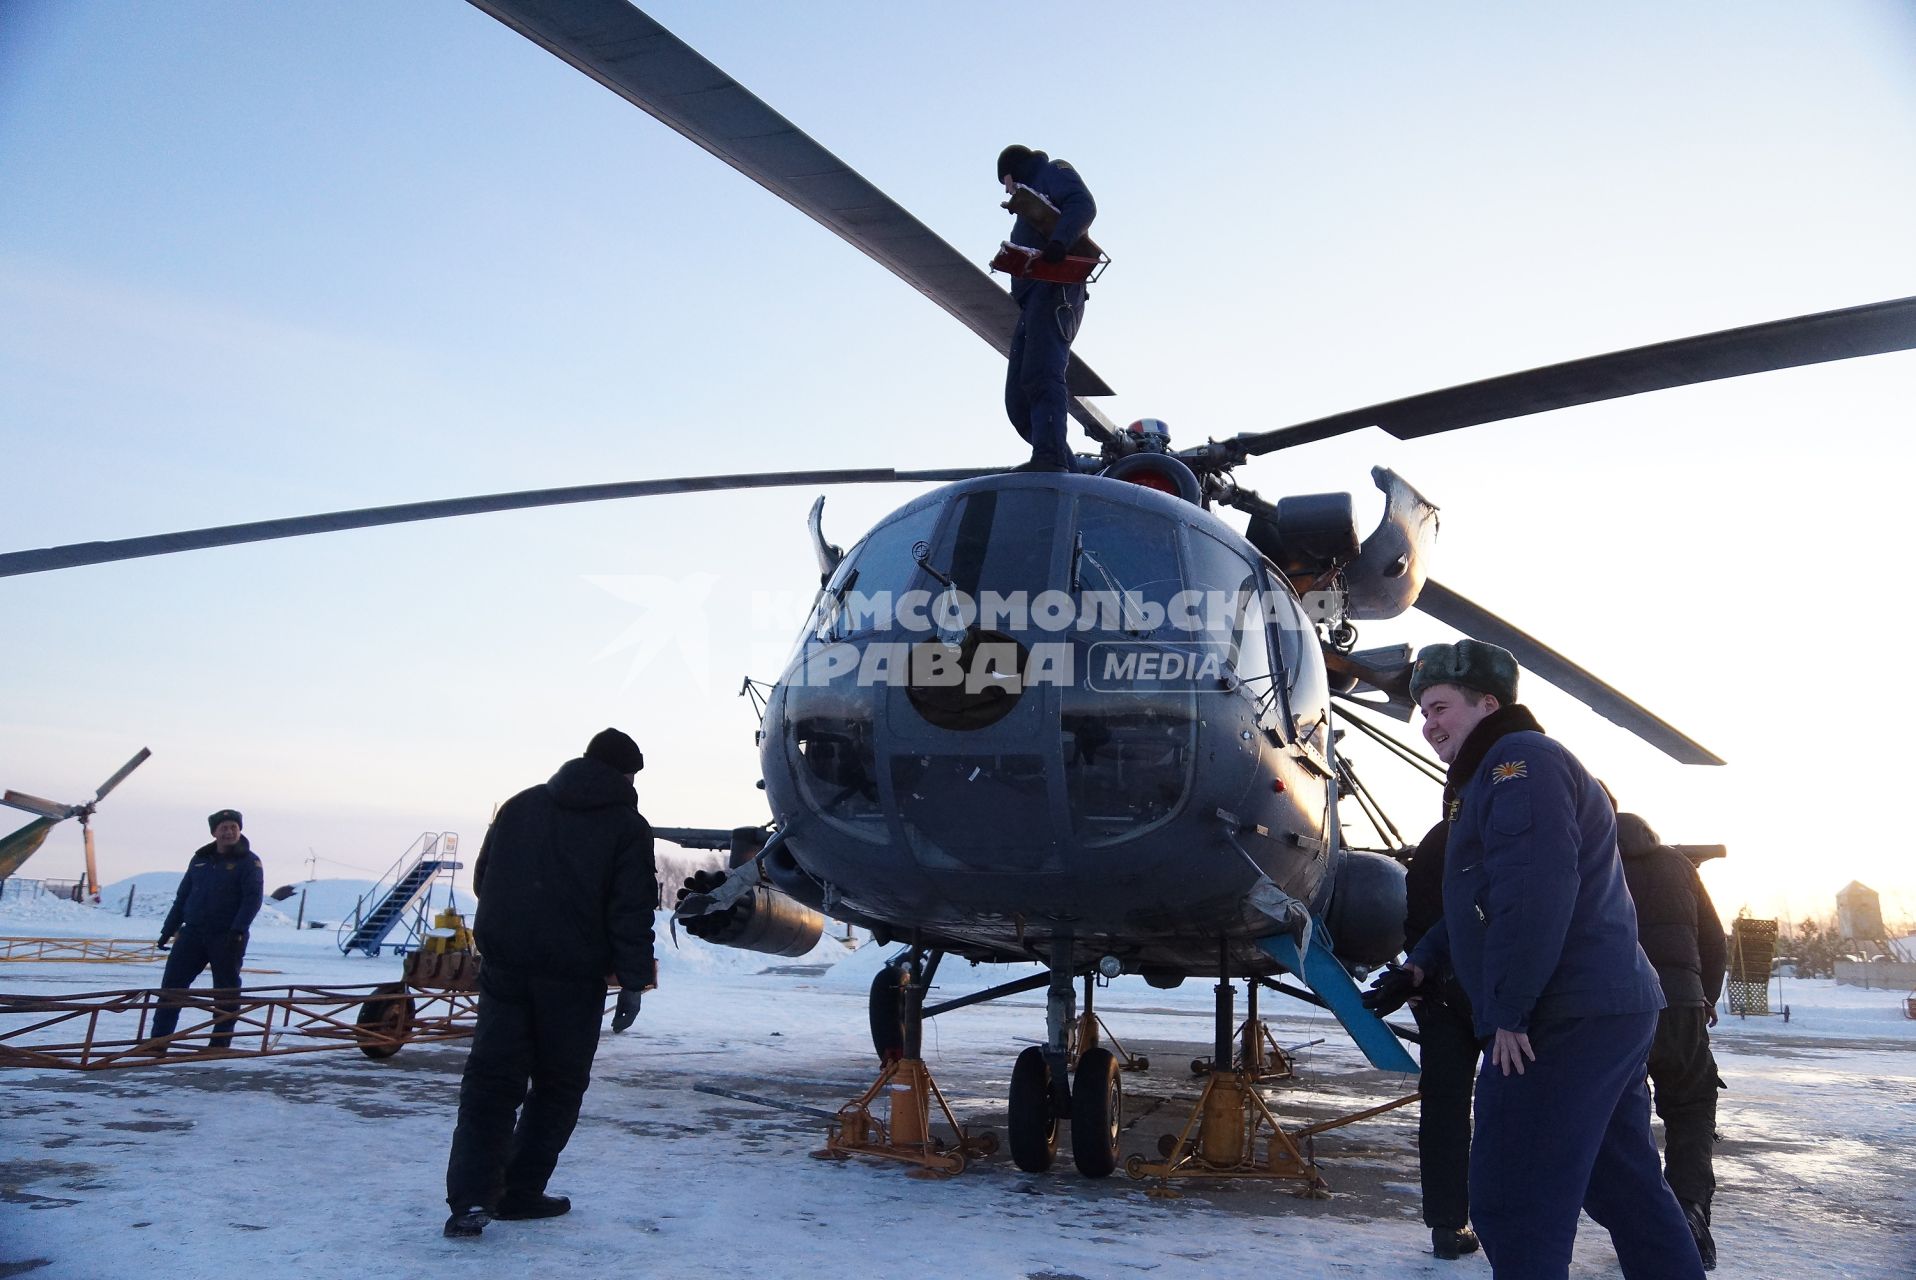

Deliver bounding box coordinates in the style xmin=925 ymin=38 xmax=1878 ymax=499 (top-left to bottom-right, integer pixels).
xmin=1836 ymin=881 xmax=1885 ymax=942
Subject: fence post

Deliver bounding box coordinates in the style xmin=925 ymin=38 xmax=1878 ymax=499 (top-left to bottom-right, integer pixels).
xmin=296 ymin=888 xmax=307 ymax=930
xmin=124 ymin=885 xmax=136 ymax=918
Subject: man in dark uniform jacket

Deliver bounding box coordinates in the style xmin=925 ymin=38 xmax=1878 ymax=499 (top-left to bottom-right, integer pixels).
xmin=997 ymin=143 xmax=1096 ymax=473
xmin=1404 ymin=641 xmax=1703 ymax=1279
xmin=1370 ymin=818 xmax=1483 ymax=1260
xmin=151 ymin=808 xmax=263 ymax=1050
xmin=1619 ymin=811 xmax=1726 ymax=1270
xmin=443 ymin=729 xmax=657 ymax=1240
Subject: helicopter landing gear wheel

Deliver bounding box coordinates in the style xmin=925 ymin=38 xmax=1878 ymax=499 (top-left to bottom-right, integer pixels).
xmin=1070 ymin=1047 xmax=1123 ymax=1178
xmin=868 ymin=963 xmax=914 ymax=1064
xmin=1008 ymin=1045 xmax=1062 ymax=1172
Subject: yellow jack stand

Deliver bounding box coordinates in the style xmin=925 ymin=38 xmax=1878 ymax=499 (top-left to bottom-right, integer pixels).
xmin=1232 ymin=1016 xmax=1294 ymax=1082
xmin=1073 ymin=1006 xmax=1148 ymax=1073
xmin=1124 ymin=1069 xmax=1419 ymax=1200
xmin=815 ymin=1057 xmax=998 ymax=1178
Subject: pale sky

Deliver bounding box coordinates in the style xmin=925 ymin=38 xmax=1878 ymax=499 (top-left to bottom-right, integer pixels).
xmin=3 ymin=1 xmax=1913 ymax=926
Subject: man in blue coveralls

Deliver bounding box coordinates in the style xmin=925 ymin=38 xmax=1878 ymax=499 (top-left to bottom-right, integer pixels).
xmin=150 ymin=808 xmax=263 ymax=1051
xmin=1403 ymin=640 xmax=1703 ymax=1279
xmin=997 ymin=144 xmax=1095 ymax=472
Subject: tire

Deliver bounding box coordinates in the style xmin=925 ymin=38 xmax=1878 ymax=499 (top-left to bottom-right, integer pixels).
xmin=355 ymin=981 xmax=414 ymax=1060
xmin=1008 ymin=1045 xmax=1060 ymax=1172
xmin=1071 ymin=1047 xmax=1123 ymax=1178
xmin=869 ymin=964 xmax=912 ymax=1064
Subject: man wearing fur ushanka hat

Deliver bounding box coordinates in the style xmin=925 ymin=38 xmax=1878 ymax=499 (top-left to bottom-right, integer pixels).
xmin=1395 ymin=640 xmax=1705 ymax=1277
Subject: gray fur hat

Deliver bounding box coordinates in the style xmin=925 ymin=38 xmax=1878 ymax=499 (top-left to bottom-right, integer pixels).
xmin=1408 ymin=639 xmax=1519 ymax=706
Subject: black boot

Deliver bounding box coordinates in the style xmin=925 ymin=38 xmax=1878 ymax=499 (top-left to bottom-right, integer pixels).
xmin=1682 ymin=1200 xmax=1717 ymax=1271
xmin=495 ymin=1192 xmax=571 ymax=1220
xmin=1431 ymin=1227 xmax=1480 ymax=1260
xmin=443 ymin=1206 xmax=490 ymax=1239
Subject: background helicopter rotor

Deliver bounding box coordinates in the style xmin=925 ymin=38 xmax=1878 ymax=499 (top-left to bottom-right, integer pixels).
xmin=1 ymin=747 xmax=152 ymax=891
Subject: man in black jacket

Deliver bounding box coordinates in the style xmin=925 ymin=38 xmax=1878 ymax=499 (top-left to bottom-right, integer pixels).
xmin=150 ymin=808 xmax=263 ymax=1050
xmin=1371 ymin=819 xmax=1483 ymax=1260
xmin=443 ymin=729 xmax=658 ymax=1240
xmin=1619 ymin=811 xmax=1727 ymax=1270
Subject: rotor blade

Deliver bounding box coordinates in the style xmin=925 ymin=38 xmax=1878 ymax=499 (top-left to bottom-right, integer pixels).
xmin=1414 ymin=579 xmax=1724 ymax=766
xmin=94 ymin=748 xmax=152 ymax=802
xmin=0 ymin=467 xmax=995 ymax=578
xmin=465 ymin=0 xmax=1117 ymax=442
xmin=1 ymin=791 xmax=75 ymax=821
xmin=652 ymin=827 xmax=737 ymax=851
xmin=1230 ymin=295 xmax=1916 ymax=456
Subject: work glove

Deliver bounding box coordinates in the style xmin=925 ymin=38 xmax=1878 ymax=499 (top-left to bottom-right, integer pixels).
xmin=1040 ymin=239 xmax=1067 ymax=264
xmin=1362 ymin=964 xmax=1418 ymax=1017
xmin=611 ymin=988 xmax=643 ymax=1033
xmin=156 ymin=935 xmax=173 ymax=951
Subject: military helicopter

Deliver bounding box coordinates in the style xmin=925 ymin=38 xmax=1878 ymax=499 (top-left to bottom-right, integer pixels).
xmin=6 ymin=2 xmax=1915 ymax=1179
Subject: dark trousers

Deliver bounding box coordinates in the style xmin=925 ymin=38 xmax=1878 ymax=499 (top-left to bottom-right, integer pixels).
xmin=1646 ymin=1004 xmax=1719 ymax=1214
xmin=1005 ymin=280 xmax=1085 ymax=466
xmin=1413 ymin=995 xmax=1480 ymax=1230
xmin=1471 ymin=1011 xmax=1703 ymax=1279
xmin=151 ymin=927 xmax=245 ymax=1047
xmin=445 ymin=965 xmax=606 ymax=1212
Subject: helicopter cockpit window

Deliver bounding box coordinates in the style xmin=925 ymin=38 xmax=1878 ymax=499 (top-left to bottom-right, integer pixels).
xmin=809 ymin=503 xmax=942 ymax=644
xmin=790 ymin=707 xmax=887 ymax=837
xmin=1268 ymin=588 xmax=1329 ymax=750
xmin=1070 ymin=495 xmax=1183 ymax=639
xmin=1061 ymin=685 xmax=1196 ymax=848
xmin=1183 ymin=528 xmax=1283 ymax=730
xmin=925 ymin=488 xmax=1059 ymax=623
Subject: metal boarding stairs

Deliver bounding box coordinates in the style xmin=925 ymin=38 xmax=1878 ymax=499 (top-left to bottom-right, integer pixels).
xmin=336 ymin=832 xmax=463 ymax=958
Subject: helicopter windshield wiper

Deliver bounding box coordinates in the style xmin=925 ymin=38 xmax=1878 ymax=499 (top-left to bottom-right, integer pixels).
xmin=911 ymin=543 xmax=969 ymax=646
xmin=1071 ymin=536 xmax=1151 ymax=637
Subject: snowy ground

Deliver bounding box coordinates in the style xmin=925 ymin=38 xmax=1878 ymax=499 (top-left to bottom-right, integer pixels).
xmin=3 ymin=898 xmax=1913 ymax=1279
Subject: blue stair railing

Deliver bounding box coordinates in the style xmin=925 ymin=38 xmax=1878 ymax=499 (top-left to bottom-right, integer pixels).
xmin=337 ymin=832 xmax=463 ymax=958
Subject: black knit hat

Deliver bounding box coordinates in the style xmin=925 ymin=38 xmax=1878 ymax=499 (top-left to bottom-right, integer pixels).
xmin=207 ymin=808 xmax=243 ymax=832
xmin=584 ymin=728 xmax=644 ymax=774
xmin=1408 ymin=639 xmax=1519 ymax=706
xmin=997 ymin=144 xmax=1038 ymax=182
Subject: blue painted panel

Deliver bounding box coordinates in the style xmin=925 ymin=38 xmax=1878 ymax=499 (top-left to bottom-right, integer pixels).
xmin=1257 ymin=925 xmax=1417 ymax=1074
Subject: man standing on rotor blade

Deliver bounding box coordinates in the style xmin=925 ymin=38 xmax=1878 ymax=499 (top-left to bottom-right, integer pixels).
xmin=442 ymin=728 xmax=657 ymax=1240
xmin=998 ymin=144 xmax=1095 ymax=473
xmin=1401 ymin=641 xmax=1704 ymax=1279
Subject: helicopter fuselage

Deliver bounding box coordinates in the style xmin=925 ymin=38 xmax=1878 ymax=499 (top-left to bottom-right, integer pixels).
xmin=757 ymin=473 xmax=1401 ymax=976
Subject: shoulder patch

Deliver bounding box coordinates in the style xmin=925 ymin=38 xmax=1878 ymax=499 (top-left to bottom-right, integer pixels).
xmin=1052 ymin=159 xmax=1075 ymax=172
xmin=1490 ymin=760 xmax=1528 ymax=784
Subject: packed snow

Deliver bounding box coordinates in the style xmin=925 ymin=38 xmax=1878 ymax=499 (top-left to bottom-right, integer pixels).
xmin=2 ymin=890 xmax=1912 ymax=1279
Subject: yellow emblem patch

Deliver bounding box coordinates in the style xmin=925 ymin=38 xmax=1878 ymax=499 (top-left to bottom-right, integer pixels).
xmin=1491 ymin=760 xmax=1528 ymax=784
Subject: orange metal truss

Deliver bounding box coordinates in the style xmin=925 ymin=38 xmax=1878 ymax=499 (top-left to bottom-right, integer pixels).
xmin=0 ymin=981 xmax=477 ymax=1070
